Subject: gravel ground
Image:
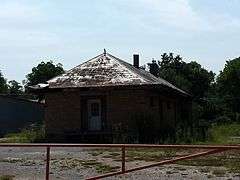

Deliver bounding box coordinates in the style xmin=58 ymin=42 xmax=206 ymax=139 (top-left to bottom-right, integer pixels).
xmin=0 ymin=147 xmax=239 ymax=180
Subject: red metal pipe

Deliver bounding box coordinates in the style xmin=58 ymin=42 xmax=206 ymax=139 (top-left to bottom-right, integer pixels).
xmin=46 ymin=146 xmax=50 ymax=180
xmin=125 ymin=148 xmax=227 ymax=173
xmin=0 ymin=143 xmax=239 ymax=149
xmin=122 ymin=146 xmax=125 ymax=173
xmin=87 ymin=148 xmax=227 ymax=179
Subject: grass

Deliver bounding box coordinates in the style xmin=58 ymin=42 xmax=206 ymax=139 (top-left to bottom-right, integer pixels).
xmin=177 ymin=151 xmax=240 ymax=173
xmin=174 ymin=166 xmax=187 ymax=171
xmin=0 ymin=157 xmax=44 ymax=167
xmin=90 ymin=148 xmax=177 ymax=162
xmin=125 ymin=148 xmax=177 ymax=161
xmin=0 ymin=123 xmax=45 ymax=143
xmin=89 ymin=151 xmax=103 ymax=156
xmin=0 ymin=175 xmax=14 ymax=180
xmin=89 ymin=147 xmax=240 ymax=174
xmin=0 ymin=157 xmax=23 ymax=163
xmin=208 ymin=123 xmax=240 ymax=144
xmin=212 ymin=169 xmax=227 ymax=177
xmin=207 ymin=174 xmax=214 ymax=178
xmin=199 ymin=167 xmax=210 ymax=173
xmin=78 ymin=159 xmax=120 ymax=173
xmin=51 ymin=158 xmax=120 ymax=173
xmin=95 ymin=164 xmax=120 ymax=173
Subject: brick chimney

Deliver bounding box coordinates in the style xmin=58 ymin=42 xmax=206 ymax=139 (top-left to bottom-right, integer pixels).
xmin=133 ymin=54 xmax=139 ymax=68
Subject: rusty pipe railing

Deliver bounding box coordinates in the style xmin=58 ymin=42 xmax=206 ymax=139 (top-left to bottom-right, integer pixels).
xmin=0 ymin=144 xmax=239 ymax=180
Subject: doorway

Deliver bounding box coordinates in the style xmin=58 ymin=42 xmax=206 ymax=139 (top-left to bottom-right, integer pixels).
xmin=87 ymin=99 xmax=101 ymax=131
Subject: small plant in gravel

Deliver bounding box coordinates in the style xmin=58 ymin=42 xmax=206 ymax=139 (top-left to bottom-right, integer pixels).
xmin=174 ymin=166 xmax=187 ymax=171
xmin=80 ymin=160 xmax=120 ymax=173
xmin=102 ymin=155 xmax=115 ymax=159
xmin=0 ymin=157 xmax=23 ymax=163
xmin=81 ymin=160 xmax=101 ymax=168
xmin=89 ymin=151 xmax=103 ymax=156
xmin=199 ymin=168 xmax=211 ymax=173
xmin=95 ymin=164 xmax=120 ymax=173
xmin=51 ymin=158 xmax=120 ymax=173
xmin=207 ymin=174 xmax=214 ymax=179
xmin=109 ymin=152 xmax=120 ymax=156
xmin=125 ymin=148 xmax=177 ymax=162
xmin=166 ymin=170 xmax=175 ymax=174
xmin=212 ymin=169 xmax=227 ymax=177
xmin=0 ymin=175 xmax=14 ymax=180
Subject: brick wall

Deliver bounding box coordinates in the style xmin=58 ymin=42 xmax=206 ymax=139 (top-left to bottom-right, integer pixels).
xmin=107 ymin=89 xmax=178 ymax=133
xmin=45 ymin=87 xmax=188 ymax=142
xmin=45 ymin=91 xmax=81 ymax=137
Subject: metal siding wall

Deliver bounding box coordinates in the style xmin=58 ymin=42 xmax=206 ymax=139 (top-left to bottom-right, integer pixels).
xmin=0 ymin=97 xmax=44 ymax=135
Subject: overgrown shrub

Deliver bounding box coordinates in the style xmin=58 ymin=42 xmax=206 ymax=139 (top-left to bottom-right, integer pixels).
xmin=128 ymin=112 xmax=176 ymax=144
xmin=3 ymin=123 xmax=45 ymax=143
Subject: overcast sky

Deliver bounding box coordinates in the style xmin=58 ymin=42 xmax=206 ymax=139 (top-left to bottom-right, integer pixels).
xmin=1 ymin=0 xmax=240 ymax=83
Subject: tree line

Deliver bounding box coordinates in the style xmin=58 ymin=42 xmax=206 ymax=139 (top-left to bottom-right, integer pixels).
xmin=147 ymin=53 xmax=240 ymax=141
xmin=0 ymin=61 xmax=64 ymax=95
xmin=0 ymin=53 xmax=239 ymax=141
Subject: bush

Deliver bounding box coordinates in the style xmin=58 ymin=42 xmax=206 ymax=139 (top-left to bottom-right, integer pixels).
xmin=3 ymin=123 xmax=45 ymax=143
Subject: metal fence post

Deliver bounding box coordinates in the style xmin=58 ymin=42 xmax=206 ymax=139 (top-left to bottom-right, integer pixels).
xmin=46 ymin=146 xmax=50 ymax=180
xmin=122 ymin=146 xmax=125 ymax=173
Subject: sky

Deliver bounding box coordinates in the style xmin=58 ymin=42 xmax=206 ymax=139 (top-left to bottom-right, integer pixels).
xmin=1 ymin=0 xmax=240 ymax=83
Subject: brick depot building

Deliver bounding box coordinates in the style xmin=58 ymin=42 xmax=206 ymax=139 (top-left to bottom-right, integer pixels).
xmin=32 ymin=51 xmax=191 ymax=143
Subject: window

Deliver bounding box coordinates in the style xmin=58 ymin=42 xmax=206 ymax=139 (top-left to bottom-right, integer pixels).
xmin=167 ymin=102 xmax=171 ymax=110
xmin=150 ymin=97 xmax=155 ymax=107
xmin=91 ymin=102 xmax=99 ymax=116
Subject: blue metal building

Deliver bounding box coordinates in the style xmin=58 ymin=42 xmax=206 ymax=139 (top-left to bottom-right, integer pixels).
xmin=0 ymin=95 xmax=44 ymax=136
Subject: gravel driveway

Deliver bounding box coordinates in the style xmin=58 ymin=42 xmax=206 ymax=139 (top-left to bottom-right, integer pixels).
xmin=0 ymin=147 xmax=239 ymax=180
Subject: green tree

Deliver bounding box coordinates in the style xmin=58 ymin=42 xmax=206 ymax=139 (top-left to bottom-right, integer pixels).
xmin=0 ymin=71 xmax=8 ymax=93
xmin=217 ymin=57 xmax=240 ymax=121
xmin=185 ymin=61 xmax=215 ymax=99
xmin=25 ymin=61 xmax=64 ymax=86
xmin=147 ymin=53 xmax=216 ymax=141
xmin=8 ymin=80 xmax=23 ymax=94
xmin=148 ymin=53 xmax=215 ymax=99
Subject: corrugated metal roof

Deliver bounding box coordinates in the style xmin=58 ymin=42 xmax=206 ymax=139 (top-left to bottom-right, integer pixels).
xmin=33 ymin=52 xmax=188 ymax=95
xmin=0 ymin=94 xmax=44 ymax=104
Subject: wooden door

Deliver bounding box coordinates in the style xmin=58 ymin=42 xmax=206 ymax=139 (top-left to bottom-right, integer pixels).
xmin=87 ymin=99 xmax=101 ymax=131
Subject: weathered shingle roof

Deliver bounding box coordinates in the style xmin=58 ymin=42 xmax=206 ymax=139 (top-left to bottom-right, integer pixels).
xmin=33 ymin=52 xmax=188 ymax=95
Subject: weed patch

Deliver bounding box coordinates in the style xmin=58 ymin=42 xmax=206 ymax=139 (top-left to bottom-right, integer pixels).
xmin=212 ymin=169 xmax=226 ymax=177
xmin=0 ymin=175 xmax=14 ymax=180
xmin=51 ymin=158 xmax=119 ymax=173
xmin=2 ymin=123 xmax=45 ymax=143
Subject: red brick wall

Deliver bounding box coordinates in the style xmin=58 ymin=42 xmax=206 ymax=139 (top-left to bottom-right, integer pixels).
xmin=45 ymin=88 xmax=184 ymax=141
xmin=107 ymin=89 xmax=147 ymax=131
xmin=45 ymin=91 xmax=81 ymax=136
xmin=107 ymin=89 xmax=177 ymax=132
